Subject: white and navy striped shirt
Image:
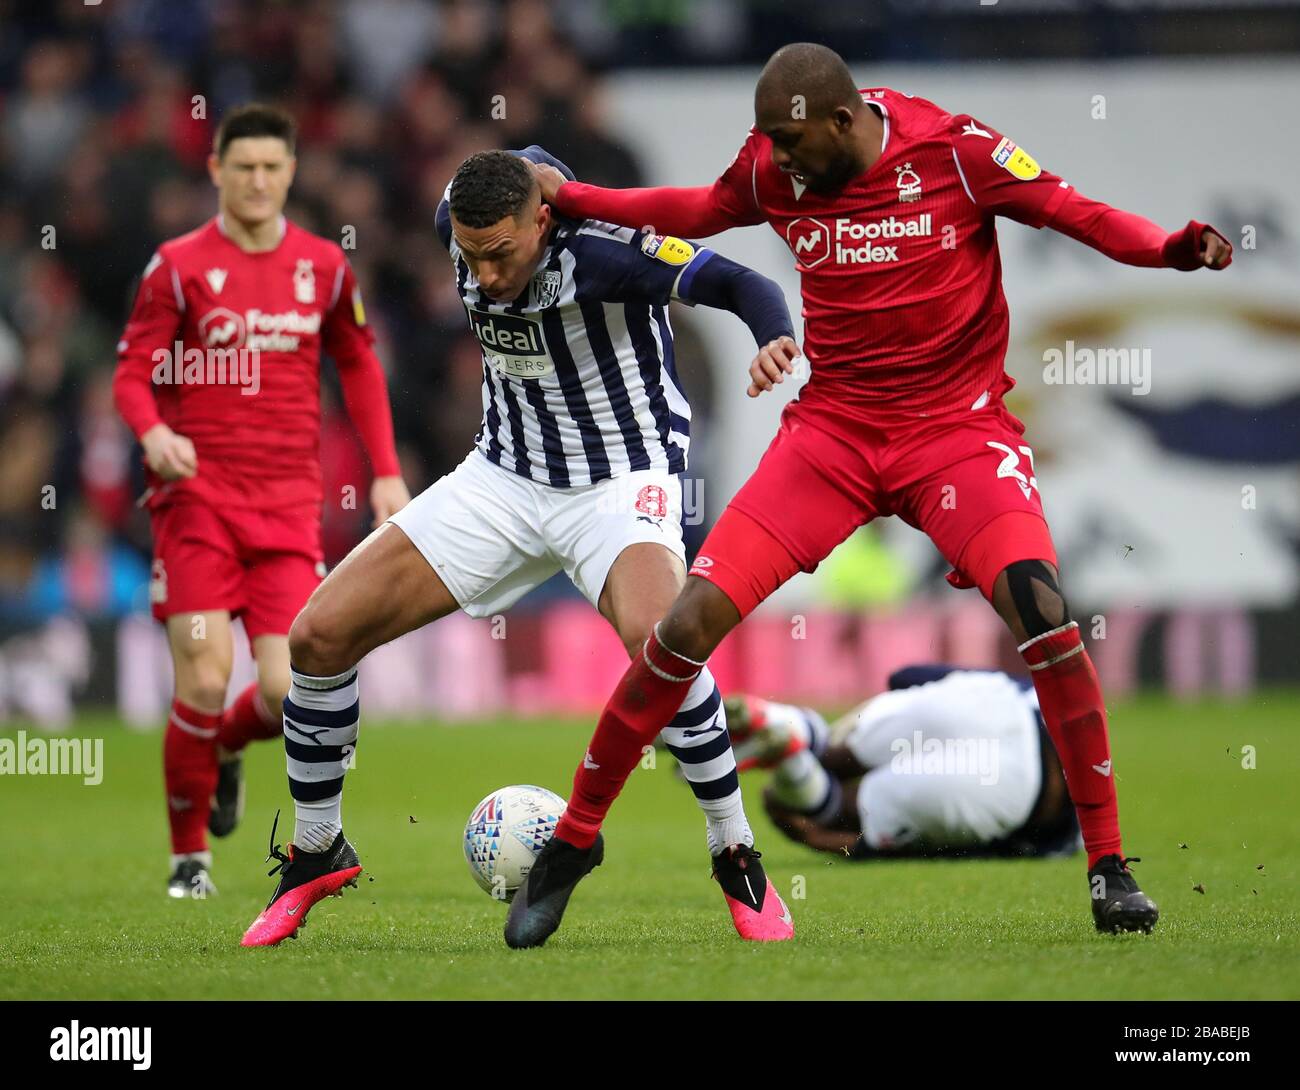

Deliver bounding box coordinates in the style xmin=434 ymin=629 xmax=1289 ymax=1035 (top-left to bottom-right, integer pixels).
xmin=436 ymin=153 xmax=718 ymax=488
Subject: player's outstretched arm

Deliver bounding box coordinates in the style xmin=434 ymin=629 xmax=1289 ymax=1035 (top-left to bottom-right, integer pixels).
xmin=1045 ymin=191 xmax=1233 ymax=270
xmin=950 ymin=116 xmax=1232 ymax=271
xmin=529 ymin=160 xmax=762 ymax=239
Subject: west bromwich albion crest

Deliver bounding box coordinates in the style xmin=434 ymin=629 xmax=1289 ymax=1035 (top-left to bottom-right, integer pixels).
xmin=533 ymin=269 xmax=562 ymax=309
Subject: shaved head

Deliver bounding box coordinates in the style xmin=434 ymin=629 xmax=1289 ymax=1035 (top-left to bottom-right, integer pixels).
xmin=752 ymin=42 xmax=875 ymax=195
xmin=755 ymin=42 xmax=860 ymax=121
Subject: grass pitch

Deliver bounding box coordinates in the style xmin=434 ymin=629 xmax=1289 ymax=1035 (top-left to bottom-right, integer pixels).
xmin=1 ymin=693 xmax=1297 ymax=1000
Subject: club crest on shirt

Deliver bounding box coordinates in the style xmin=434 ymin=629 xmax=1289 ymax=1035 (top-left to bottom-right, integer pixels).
xmin=293 ymin=259 xmax=315 ymax=304
xmin=992 ymin=137 xmax=1041 ymax=181
xmin=532 ymin=268 xmax=562 ymax=309
xmin=895 ymin=163 xmax=922 ymax=202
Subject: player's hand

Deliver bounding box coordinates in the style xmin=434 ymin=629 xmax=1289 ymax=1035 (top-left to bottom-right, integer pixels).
xmin=140 ymin=423 xmax=197 ymax=480
xmin=527 ymin=160 xmax=568 ymax=205
xmin=747 ymin=336 xmax=802 ymax=398
xmin=369 ymin=475 xmax=410 ymax=527
xmin=1200 ymin=227 xmax=1233 ymax=270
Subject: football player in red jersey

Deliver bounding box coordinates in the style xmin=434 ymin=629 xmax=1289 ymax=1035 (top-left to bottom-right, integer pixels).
xmin=509 ymin=43 xmax=1233 ymax=944
xmin=113 ymin=105 xmax=408 ymax=898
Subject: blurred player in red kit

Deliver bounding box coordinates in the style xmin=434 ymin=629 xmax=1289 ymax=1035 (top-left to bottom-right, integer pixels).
xmin=510 ymin=43 xmax=1233 ymax=945
xmin=112 ymin=105 xmax=408 ymax=898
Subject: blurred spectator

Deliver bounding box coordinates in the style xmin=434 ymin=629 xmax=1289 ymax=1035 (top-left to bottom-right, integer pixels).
xmin=3 ymin=39 xmax=91 ymax=193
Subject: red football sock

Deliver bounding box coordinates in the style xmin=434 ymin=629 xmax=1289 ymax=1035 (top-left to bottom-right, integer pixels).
xmin=216 ymin=682 xmax=280 ymax=753
xmin=1020 ymin=622 xmax=1123 ymax=867
xmin=163 ymin=699 xmax=222 ymax=855
xmin=555 ymin=627 xmax=703 ymax=850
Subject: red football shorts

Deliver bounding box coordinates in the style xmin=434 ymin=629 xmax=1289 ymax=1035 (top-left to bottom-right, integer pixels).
xmin=689 ymin=399 xmax=1058 ymax=618
xmin=148 ymin=499 xmax=324 ymax=640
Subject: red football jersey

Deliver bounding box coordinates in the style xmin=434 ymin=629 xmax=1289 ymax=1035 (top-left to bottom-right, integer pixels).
xmin=554 ymin=86 xmax=1220 ymax=424
xmin=714 ymin=88 xmax=1078 ymax=420
xmin=114 ymin=216 xmax=399 ymax=511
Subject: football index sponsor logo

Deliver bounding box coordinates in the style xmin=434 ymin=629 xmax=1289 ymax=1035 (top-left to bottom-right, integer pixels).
xmin=49 ymin=1021 xmax=151 ymax=1070
xmin=786 ymin=214 xmax=934 ymax=268
xmin=196 ymin=307 xmax=322 ymax=352
xmin=153 ymin=312 xmax=261 ymax=396
xmin=150 ymin=307 xmax=326 ymax=395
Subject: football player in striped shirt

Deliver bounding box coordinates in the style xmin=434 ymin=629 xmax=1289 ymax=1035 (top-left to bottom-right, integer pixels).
xmin=242 ymin=147 xmax=800 ymax=947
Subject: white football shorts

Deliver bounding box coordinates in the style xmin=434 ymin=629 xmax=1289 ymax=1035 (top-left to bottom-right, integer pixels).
xmin=388 ymin=450 xmax=687 ymax=618
xmin=841 ymin=670 xmax=1044 ymax=851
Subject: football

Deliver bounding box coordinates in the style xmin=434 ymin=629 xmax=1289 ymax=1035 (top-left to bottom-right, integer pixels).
xmin=463 ymin=785 xmax=567 ymax=901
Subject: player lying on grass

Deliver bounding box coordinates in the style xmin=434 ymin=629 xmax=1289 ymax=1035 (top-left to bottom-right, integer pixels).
xmin=241 ymin=147 xmax=799 ymax=947
xmin=726 ymin=665 xmax=1080 ymax=861
xmin=511 ymin=42 xmax=1233 ymax=945
xmin=112 ymin=104 xmax=408 ymax=899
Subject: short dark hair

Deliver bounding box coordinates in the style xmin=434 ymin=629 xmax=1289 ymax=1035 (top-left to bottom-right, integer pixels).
xmin=448 ymin=151 xmax=536 ymax=228
xmin=214 ymin=104 xmax=297 ymax=159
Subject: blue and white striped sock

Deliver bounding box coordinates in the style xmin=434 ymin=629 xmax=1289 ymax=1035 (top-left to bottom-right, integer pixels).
xmin=283 ymin=664 xmax=359 ymax=851
xmin=660 ymin=667 xmax=753 ymax=855
xmin=761 ymin=700 xmax=832 ymax=757
xmin=772 ymin=749 xmax=841 ymax=822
